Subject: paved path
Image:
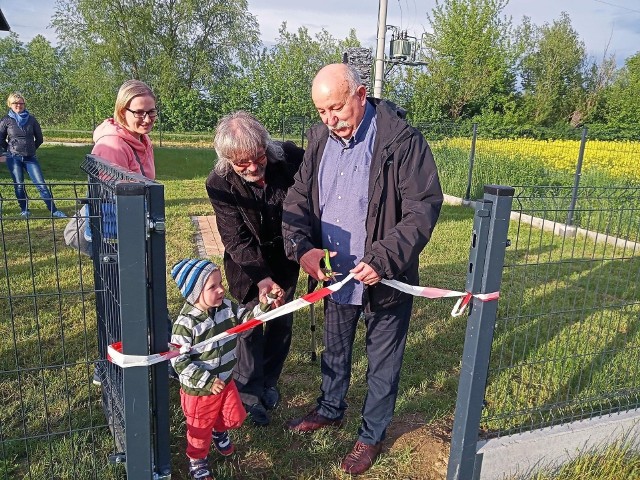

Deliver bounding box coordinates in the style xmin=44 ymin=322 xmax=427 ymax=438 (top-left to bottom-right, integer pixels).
xmin=192 ymin=215 xmax=225 ymax=257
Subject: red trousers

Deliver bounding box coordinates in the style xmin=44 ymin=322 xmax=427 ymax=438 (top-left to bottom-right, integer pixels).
xmin=180 ymin=379 xmax=247 ymax=460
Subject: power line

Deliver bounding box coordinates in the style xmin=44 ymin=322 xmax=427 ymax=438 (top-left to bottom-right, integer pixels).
xmin=593 ymin=0 xmax=640 ymax=15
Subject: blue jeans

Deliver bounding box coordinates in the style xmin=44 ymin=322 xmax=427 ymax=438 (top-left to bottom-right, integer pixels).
xmin=5 ymin=154 xmax=57 ymax=212
xmin=317 ymin=298 xmax=413 ymax=444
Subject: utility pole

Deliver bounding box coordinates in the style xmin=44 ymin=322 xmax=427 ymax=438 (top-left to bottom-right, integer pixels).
xmin=373 ymin=0 xmax=388 ymax=98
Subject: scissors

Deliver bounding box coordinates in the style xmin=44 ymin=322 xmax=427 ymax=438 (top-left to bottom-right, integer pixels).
xmin=321 ymin=248 xmax=342 ymax=281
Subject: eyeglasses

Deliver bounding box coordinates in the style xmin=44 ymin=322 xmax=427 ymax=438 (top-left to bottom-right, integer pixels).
xmin=232 ymin=153 xmax=267 ymax=169
xmin=126 ymin=108 xmax=158 ymax=119
xmin=11 ymin=102 xmax=25 ymax=106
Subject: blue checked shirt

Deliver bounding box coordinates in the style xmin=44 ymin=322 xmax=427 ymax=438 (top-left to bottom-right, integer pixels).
xmin=318 ymin=102 xmax=377 ymax=305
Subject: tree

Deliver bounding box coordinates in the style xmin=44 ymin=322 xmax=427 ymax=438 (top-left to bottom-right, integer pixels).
xmin=0 ymin=34 xmax=75 ymax=126
xmin=517 ymin=13 xmax=586 ymax=126
xmin=576 ymin=52 xmax=616 ymax=125
xmin=419 ymin=0 xmax=516 ymax=120
xmin=22 ymin=36 xmax=70 ymax=124
xmin=0 ymin=33 xmax=24 ymax=94
xmin=233 ymin=24 xmax=361 ymax=133
xmin=601 ymin=52 xmax=640 ymax=129
xmin=52 ymin=0 xmax=260 ymax=112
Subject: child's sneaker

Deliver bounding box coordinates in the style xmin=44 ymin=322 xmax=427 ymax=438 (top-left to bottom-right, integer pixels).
xmin=212 ymin=430 xmax=234 ymax=456
xmin=189 ymin=459 xmax=213 ymax=479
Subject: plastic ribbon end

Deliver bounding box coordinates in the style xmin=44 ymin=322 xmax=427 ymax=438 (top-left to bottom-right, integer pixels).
xmin=451 ymin=293 xmax=473 ymax=317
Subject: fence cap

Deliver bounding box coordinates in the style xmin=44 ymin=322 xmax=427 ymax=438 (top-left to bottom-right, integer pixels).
xmin=484 ymin=185 xmax=515 ymax=197
xmin=116 ymin=182 xmax=147 ymax=196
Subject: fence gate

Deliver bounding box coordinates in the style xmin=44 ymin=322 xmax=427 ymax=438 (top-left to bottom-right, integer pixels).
xmin=0 ymin=155 xmax=170 ymax=479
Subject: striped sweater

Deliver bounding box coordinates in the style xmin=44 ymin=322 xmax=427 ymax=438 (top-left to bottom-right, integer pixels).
xmin=171 ymin=298 xmax=257 ymax=396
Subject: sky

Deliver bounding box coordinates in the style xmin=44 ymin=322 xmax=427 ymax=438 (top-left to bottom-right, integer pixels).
xmin=1 ymin=0 xmax=639 ymax=65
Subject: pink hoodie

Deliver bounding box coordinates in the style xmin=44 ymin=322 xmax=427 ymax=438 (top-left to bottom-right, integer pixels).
xmin=91 ymin=118 xmax=156 ymax=180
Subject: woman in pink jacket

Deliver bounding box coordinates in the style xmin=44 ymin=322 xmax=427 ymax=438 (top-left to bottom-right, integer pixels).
xmin=91 ymin=79 xmax=156 ymax=180
xmin=89 ymin=79 xmax=157 ymax=387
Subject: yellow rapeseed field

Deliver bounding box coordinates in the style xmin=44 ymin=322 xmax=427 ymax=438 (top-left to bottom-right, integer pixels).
xmin=435 ymin=138 xmax=640 ymax=181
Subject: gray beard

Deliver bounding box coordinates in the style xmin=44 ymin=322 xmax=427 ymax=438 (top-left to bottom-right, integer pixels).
xmin=239 ymin=165 xmax=266 ymax=183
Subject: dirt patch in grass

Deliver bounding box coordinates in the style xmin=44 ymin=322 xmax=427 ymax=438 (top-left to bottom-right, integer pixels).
xmin=386 ymin=414 xmax=451 ymax=480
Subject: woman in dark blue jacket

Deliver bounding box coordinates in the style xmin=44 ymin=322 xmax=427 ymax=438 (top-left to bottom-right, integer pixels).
xmin=0 ymin=92 xmax=65 ymax=218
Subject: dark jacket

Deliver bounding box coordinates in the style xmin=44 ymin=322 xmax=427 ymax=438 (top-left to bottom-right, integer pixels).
xmin=206 ymin=141 xmax=304 ymax=304
xmin=282 ymin=98 xmax=443 ymax=311
xmin=0 ymin=114 xmax=43 ymax=157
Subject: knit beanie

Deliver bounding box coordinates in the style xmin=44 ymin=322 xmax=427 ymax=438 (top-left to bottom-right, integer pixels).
xmin=171 ymin=259 xmax=219 ymax=305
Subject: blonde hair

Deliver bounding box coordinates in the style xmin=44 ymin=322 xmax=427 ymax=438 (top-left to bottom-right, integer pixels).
xmin=7 ymin=92 xmax=25 ymax=108
xmin=113 ymin=80 xmax=156 ymax=126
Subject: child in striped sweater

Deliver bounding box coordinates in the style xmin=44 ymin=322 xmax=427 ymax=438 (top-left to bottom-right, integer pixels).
xmin=170 ymin=258 xmax=278 ymax=480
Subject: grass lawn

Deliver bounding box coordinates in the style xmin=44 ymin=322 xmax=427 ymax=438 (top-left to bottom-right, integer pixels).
xmin=1 ymin=144 xmax=639 ymax=479
xmin=0 ymin=144 xmax=469 ymax=479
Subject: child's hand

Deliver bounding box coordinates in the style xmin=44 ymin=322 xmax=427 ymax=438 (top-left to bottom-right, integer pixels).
xmin=211 ymin=377 xmax=226 ymax=395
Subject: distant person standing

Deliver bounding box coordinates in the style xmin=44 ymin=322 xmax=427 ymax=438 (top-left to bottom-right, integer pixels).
xmin=0 ymin=92 xmax=66 ymax=218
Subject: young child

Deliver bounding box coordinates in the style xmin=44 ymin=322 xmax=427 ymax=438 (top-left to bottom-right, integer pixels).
xmin=171 ymin=258 xmax=274 ymax=480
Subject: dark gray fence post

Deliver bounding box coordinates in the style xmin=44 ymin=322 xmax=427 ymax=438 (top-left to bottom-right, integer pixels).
xmin=116 ymin=182 xmax=154 ymax=478
xmin=567 ymin=126 xmax=587 ymax=226
xmin=464 ymin=123 xmax=478 ymax=201
xmin=146 ymin=181 xmax=172 ymax=478
xmin=446 ymin=184 xmax=514 ymax=480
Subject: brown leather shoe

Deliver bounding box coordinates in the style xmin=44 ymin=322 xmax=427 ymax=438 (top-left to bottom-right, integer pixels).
xmin=340 ymin=440 xmax=382 ymax=475
xmin=286 ymin=409 xmax=343 ymax=433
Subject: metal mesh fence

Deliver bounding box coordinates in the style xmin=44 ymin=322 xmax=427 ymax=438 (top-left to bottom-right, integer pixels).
xmin=43 ymin=119 xmax=639 ymax=204
xmin=411 ymin=124 xmax=639 ymax=200
xmin=0 ymin=156 xmax=169 ymax=478
xmin=0 ymin=179 xmax=125 ymax=478
xmin=82 ymin=160 xmax=128 ymax=456
xmin=275 ymin=116 xmax=315 ymax=148
xmin=480 ymin=185 xmax=640 ymax=439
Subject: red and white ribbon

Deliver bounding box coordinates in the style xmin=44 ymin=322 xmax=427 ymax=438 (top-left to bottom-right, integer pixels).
xmin=379 ymin=279 xmax=499 ymax=317
xmin=107 ymin=273 xmax=356 ymax=368
xmin=107 ymin=273 xmax=498 ymax=367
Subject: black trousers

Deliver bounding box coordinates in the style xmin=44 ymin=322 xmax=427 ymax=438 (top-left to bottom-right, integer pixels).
xmin=233 ymin=280 xmax=297 ymax=406
xmin=317 ymin=298 xmax=413 ymax=444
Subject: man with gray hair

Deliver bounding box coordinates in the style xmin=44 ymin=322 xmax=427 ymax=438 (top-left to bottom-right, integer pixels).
xmin=206 ymin=111 xmax=304 ymax=426
xmin=282 ymin=63 xmax=443 ymax=474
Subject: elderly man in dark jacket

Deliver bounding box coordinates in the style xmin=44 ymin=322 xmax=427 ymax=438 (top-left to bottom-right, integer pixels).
xmin=206 ymin=111 xmax=303 ymax=426
xmin=282 ymin=63 xmax=443 ymax=475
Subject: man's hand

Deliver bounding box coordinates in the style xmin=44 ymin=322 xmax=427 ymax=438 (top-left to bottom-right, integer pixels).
xmin=300 ymin=248 xmax=337 ymax=281
xmin=211 ymin=377 xmax=226 ymax=395
xmin=257 ymin=277 xmax=285 ymax=307
xmin=350 ymin=262 xmax=381 ymax=285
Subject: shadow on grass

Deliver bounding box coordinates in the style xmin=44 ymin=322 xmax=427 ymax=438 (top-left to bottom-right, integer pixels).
xmin=482 ymin=213 xmax=640 ymax=437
